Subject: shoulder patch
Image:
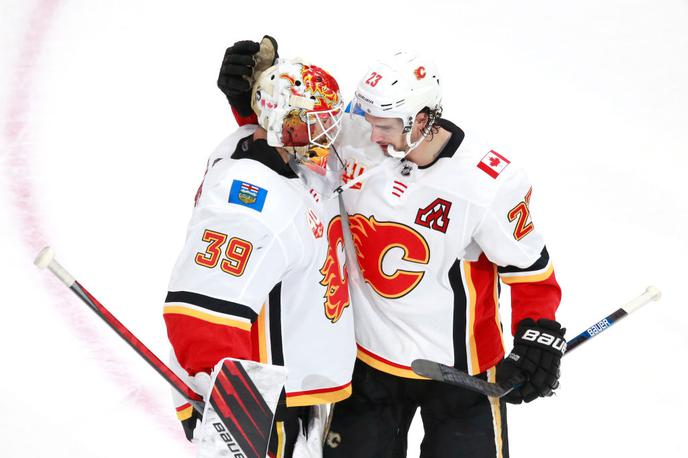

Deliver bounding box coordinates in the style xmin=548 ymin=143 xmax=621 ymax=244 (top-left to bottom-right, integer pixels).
xmin=228 ymin=180 xmax=268 ymax=212
xmin=477 ymin=150 xmax=510 ymax=179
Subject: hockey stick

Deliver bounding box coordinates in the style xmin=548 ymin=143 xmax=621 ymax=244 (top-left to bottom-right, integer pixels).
xmin=35 ymin=246 xmax=281 ymax=456
xmin=34 ymin=246 xmax=205 ymax=412
xmin=411 ymin=286 xmax=662 ymax=397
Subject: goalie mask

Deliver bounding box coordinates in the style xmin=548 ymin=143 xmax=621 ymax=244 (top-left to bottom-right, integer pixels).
xmin=353 ymin=52 xmax=442 ymax=158
xmin=252 ymin=60 xmax=343 ymax=175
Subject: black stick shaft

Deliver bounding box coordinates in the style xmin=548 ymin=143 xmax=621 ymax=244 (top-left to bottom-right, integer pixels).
xmin=412 ymin=287 xmax=661 ymax=397
xmin=565 ymin=308 xmax=629 ymax=353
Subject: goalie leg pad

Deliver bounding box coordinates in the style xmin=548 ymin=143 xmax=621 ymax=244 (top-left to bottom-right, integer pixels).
xmin=196 ymin=358 xmax=287 ymax=458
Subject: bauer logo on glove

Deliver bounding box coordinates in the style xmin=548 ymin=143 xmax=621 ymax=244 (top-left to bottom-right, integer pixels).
xmin=497 ymin=318 xmax=566 ymax=404
xmin=520 ymin=328 xmax=567 ymax=354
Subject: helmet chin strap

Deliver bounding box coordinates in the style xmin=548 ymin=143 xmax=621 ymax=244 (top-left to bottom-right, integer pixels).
xmin=386 ymin=129 xmax=428 ymax=159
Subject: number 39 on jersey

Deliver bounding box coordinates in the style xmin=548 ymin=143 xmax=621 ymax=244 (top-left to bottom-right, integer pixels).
xmin=195 ymin=229 xmax=253 ymax=277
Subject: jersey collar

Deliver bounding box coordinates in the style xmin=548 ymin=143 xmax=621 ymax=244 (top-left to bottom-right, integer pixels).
xmin=232 ymin=135 xmax=298 ymax=179
xmin=417 ymin=119 xmax=465 ymax=170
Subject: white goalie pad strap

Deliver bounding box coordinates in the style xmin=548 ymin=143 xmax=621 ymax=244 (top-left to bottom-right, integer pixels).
xmin=168 ymin=350 xmax=203 ymax=412
xmin=292 ymin=404 xmax=329 ymax=458
xmin=196 ymin=358 xmax=287 ymax=458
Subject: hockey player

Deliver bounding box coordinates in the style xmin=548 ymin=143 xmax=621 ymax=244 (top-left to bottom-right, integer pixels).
xmin=220 ymin=39 xmax=564 ymax=458
xmin=164 ymin=58 xmax=356 ymax=457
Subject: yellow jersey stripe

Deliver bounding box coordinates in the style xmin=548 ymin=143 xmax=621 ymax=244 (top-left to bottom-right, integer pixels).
xmin=275 ymin=421 xmax=285 ymax=458
xmin=356 ymin=348 xmax=429 ymax=380
xmin=286 ymin=384 xmax=352 ymax=407
xmin=487 ymin=367 xmax=504 ymax=458
xmin=464 ymin=261 xmax=480 ymax=375
xmin=175 ymin=404 xmax=193 ymax=421
xmin=257 ymin=304 xmax=268 ymax=364
xmin=163 ymin=304 xmax=251 ymax=331
xmin=500 ymin=262 xmax=554 ymax=284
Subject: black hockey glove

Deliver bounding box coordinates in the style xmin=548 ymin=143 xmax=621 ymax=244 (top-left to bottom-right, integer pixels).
xmin=180 ymin=408 xmax=202 ymax=441
xmin=497 ymin=318 xmax=566 ymax=404
xmin=217 ymin=35 xmax=278 ymax=116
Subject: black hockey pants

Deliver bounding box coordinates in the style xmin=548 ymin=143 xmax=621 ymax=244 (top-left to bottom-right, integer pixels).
xmin=268 ymin=405 xmax=310 ymax=458
xmin=323 ymin=360 xmax=509 ymax=458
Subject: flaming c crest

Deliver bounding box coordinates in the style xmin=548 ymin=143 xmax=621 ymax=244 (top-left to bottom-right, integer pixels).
xmin=319 ymin=216 xmax=350 ymax=323
xmin=349 ymin=214 xmax=430 ymax=299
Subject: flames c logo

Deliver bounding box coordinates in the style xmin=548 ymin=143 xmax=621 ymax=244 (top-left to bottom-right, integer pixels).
xmin=349 ymin=214 xmax=430 ymax=299
xmin=319 ymin=216 xmax=350 ymax=322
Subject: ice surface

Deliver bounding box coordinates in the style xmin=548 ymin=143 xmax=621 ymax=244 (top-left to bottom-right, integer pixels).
xmin=1 ymin=1 xmax=687 ymax=456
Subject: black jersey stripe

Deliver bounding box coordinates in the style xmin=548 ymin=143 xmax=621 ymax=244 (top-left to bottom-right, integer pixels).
xmin=449 ymin=259 xmax=469 ymax=371
xmin=165 ymin=290 xmax=258 ymax=321
xmin=268 ymin=283 xmax=284 ymax=366
xmin=498 ymin=246 xmax=550 ymax=274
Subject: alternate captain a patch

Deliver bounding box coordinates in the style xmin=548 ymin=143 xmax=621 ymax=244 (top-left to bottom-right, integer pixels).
xmin=477 ymin=150 xmax=511 ymax=179
xmin=229 ymin=180 xmax=268 ymax=212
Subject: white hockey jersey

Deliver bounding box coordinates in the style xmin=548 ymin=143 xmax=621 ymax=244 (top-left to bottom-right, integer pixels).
xmin=164 ymin=125 xmax=356 ymax=411
xmin=336 ymin=115 xmax=561 ymax=377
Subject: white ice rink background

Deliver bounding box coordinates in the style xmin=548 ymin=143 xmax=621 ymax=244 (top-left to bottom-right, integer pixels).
xmin=1 ymin=1 xmax=687 ymax=456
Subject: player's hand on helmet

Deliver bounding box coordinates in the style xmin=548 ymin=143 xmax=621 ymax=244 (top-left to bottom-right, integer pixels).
xmin=218 ymin=35 xmax=278 ymax=116
xmin=496 ymin=318 xmax=565 ymax=404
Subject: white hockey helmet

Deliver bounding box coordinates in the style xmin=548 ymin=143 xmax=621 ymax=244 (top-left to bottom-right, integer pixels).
xmin=354 ymin=52 xmax=442 ymax=158
xmin=252 ymin=60 xmax=343 ymax=174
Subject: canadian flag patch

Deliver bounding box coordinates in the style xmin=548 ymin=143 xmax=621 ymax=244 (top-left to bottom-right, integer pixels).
xmin=477 ymin=150 xmax=510 ymax=179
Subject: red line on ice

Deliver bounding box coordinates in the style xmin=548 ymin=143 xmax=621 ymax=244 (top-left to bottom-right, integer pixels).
xmin=3 ymin=1 xmax=184 ymax=441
